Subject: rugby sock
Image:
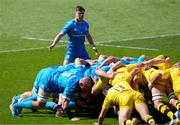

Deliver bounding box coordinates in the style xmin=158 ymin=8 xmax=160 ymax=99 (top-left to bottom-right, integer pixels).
xmin=14 ymin=101 xmax=33 ymax=109
xmin=157 ymin=103 xmax=176 ymax=120
xmin=44 ymin=101 xmax=56 ymax=110
xmin=22 ymin=94 xmax=37 ymax=102
xmin=69 ymin=101 xmax=76 ymax=108
xmin=175 ymin=101 xmax=180 ymax=110
xmin=121 ymin=119 xmax=133 ymax=125
xmin=144 ymin=115 xmax=156 ymax=125
xmin=14 ymin=95 xmax=20 ymax=100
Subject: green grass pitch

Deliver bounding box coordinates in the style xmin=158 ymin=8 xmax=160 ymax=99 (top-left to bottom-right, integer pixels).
xmin=0 ymin=0 xmax=180 ymax=124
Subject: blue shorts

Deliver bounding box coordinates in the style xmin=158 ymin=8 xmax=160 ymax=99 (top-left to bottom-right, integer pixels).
xmin=64 ymin=50 xmax=90 ymax=63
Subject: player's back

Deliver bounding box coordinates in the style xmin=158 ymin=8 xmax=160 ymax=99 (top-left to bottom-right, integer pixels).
xmin=106 ymin=81 xmax=133 ymax=105
xmin=109 ymin=64 xmax=136 ymax=86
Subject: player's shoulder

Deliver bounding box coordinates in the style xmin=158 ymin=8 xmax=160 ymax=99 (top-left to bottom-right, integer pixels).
xmin=81 ymin=20 xmax=88 ymax=25
xmin=64 ymin=19 xmax=75 ymax=26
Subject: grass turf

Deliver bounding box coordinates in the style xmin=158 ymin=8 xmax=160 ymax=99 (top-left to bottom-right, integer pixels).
xmin=0 ymin=0 xmax=180 ymax=124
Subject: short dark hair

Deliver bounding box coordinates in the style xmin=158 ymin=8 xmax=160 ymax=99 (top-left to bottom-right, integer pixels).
xmin=75 ymin=5 xmax=85 ymax=12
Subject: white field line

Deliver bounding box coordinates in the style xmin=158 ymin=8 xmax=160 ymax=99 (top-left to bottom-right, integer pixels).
xmin=98 ymin=33 xmax=180 ymax=43
xmin=97 ymin=43 xmax=159 ymax=51
xmin=0 ymin=45 xmax=66 ymax=53
xmin=21 ymin=36 xmax=67 ymax=43
xmin=22 ymin=32 xmax=180 ymax=43
xmin=1 ymin=33 xmax=179 ymax=53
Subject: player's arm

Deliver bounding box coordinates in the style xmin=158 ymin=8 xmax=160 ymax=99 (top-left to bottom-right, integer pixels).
xmin=94 ymin=96 xmax=111 ymax=125
xmin=61 ymin=97 xmax=74 ymax=119
xmin=85 ymin=59 xmax=98 ymax=66
xmin=129 ymin=67 xmax=142 ymax=77
xmin=48 ymin=32 xmax=64 ymax=51
xmin=95 ymin=108 xmax=108 ymax=125
xmin=62 ymin=85 xmax=76 ymax=119
xmin=144 ymin=57 xmax=170 ymax=66
xmin=98 ymin=56 xmax=119 ymax=68
xmin=86 ymin=32 xmax=99 ymax=56
xmin=109 ymin=61 xmax=124 ymax=72
xmin=95 ymin=67 xmax=115 ymax=79
xmin=95 ymin=61 xmax=124 ymax=79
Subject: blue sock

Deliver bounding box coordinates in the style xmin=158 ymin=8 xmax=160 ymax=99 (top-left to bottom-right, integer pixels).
xmin=22 ymin=94 xmax=37 ymax=102
xmin=69 ymin=101 xmax=76 ymax=108
xmin=45 ymin=102 xmax=56 ymax=110
xmin=14 ymin=95 xmax=21 ymax=101
xmin=14 ymin=101 xmax=33 ymax=109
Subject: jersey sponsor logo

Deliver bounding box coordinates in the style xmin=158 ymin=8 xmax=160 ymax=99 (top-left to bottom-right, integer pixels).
xmin=72 ymin=34 xmax=86 ymax=37
xmin=61 ymin=72 xmax=72 ymax=77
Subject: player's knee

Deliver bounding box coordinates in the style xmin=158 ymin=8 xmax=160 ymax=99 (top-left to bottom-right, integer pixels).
xmin=33 ymin=100 xmax=46 ymax=108
xmin=37 ymin=94 xmax=48 ymax=104
xmin=152 ymin=93 xmax=165 ymax=108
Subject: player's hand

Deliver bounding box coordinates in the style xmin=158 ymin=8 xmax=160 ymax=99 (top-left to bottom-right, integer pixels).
xmin=48 ymin=44 xmax=55 ymax=52
xmin=108 ymin=71 xmax=120 ymax=79
xmin=95 ymin=52 xmax=99 ymax=56
xmin=144 ymin=64 xmax=151 ymax=70
xmin=92 ymin=46 xmax=99 ymax=56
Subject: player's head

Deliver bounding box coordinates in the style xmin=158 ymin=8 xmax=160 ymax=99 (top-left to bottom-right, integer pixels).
xmin=79 ymin=77 xmax=93 ymax=90
xmin=75 ymin=5 xmax=85 ymax=22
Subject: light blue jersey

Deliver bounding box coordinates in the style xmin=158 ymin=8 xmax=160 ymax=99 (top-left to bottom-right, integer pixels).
xmin=61 ymin=19 xmax=90 ymax=62
xmin=84 ymin=59 xmax=111 ymax=79
xmin=39 ymin=65 xmax=85 ymax=100
xmin=120 ymin=57 xmax=145 ymax=64
xmin=33 ymin=66 xmax=66 ymax=94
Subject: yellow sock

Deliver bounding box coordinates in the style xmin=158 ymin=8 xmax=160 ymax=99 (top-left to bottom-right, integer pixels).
xmin=157 ymin=103 xmax=176 ymax=120
xmin=144 ymin=115 xmax=156 ymax=125
xmin=175 ymin=101 xmax=180 ymax=110
xmin=121 ymin=119 xmax=132 ymax=125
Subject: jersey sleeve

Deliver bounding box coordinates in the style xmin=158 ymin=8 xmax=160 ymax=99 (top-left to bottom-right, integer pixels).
xmin=86 ymin=22 xmax=89 ymax=34
xmin=95 ymin=77 xmax=109 ymax=90
xmin=60 ymin=21 xmax=72 ymax=34
xmin=63 ymin=79 xmax=79 ymax=100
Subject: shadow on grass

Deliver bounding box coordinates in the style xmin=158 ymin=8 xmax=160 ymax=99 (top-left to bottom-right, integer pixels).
xmin=18 ymin=102 xmax=171 ymax=124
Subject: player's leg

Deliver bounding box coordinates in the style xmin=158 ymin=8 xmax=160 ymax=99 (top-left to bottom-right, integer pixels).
xmin=154 ymin=101 xmax=176 ymax=120
xmin=11 ymin=91 xmax=32 ymax=105
xmin=134 ymin=91 xmax=156 ymax=125
xmin=118 ymin=109 xmax=133 ymax=125
xmin=63 ymin=51 xmax=75 ymax=65
xmin=10 ymin=88 xmax=50 ymax=117
xmin=135 ymin=103 xmax=156 ymax=125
